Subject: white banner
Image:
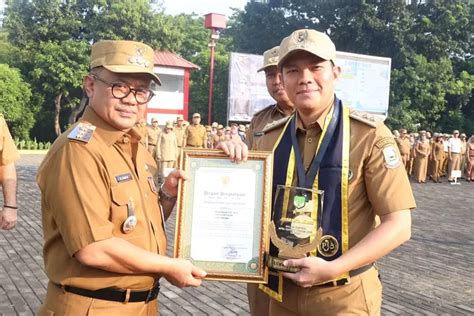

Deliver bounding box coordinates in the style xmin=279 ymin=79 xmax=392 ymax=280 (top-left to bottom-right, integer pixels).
xmin=227 ymin=51 xmax=391 ymax=122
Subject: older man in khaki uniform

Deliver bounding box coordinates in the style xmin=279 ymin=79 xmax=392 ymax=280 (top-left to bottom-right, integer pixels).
xmin=36 ymin=40 xmax=206 ymax=316
xmin=246 ymin=46 xmax=294 ymax=150
xmin=0 ymin=114 xmax=20 ymax=230
xmin=146 ymin=117 xmax=161 ymax=156
xmin=184 ymin=113 xmax=207 ymax=148
xmin=250 ymin=29 xmax=415 ymax=316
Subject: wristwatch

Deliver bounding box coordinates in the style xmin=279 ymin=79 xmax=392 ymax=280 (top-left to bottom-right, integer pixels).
xmin=159 ymin=184 xmax=177 ymax=202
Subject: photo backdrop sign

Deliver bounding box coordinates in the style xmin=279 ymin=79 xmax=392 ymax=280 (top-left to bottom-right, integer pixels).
xmin=227 ymin=51 xmax=391 ymax=122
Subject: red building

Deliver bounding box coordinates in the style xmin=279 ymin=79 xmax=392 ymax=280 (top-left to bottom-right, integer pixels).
xmin=146 ymin=51 xmax=200 ymax=124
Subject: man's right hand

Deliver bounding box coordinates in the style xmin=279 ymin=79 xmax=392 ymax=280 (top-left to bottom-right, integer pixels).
xmin=163 ymin=258 xmax=206 ymax=288
xmin=0 ymin=207 xmax=17 ymax=230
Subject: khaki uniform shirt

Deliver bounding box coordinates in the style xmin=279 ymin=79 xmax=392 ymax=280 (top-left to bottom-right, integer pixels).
xmin=256 ymin=109 xmax=416 ymax=248
xmin=432 ymin=142 xmax=444 ymax=161
xmin=185 ymin=124 xmax=207 ymax=148
xmin=396 ymin=136 xmax=411 ymax=155
xmin=174 ymin=126 xmax=186 ymax=148
xmin=37 ymin=107 xmax=166 ymax=291
xmin=156 ymin=132 xmax=178 ymax=161
xmin=246 ymin=103 xmax=290 ymax=150
xmin=147 ymin=126 xmax=161 ymax=146
xmin=0 ymin=115 xmax=20 ymax=165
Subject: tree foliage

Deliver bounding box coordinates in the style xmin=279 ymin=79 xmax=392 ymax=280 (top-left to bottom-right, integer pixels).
xmin=0 ymin=64 xmax=35 ymax=139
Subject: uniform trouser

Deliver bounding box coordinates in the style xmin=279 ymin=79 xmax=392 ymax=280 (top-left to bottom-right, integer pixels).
xmin=441 ymin=153 xmax=449 ymax=175
xmin=159 ymin=160 xmax=175 ymax=178
xmin=431 ymin=159 xmax=441 ymax=182
xmin=448 ymin=153 xmax=461 ymax=180
xmin=267 ymin=267 xmax=381 ymax=316
xmin=174 ymin=147 xmax=183 ymax=168
xmin=407 ymin=157 xmax=414 ymax=176
xmin=38 ymin=282 xmax=158 ymax=316
xmin=147 ymin=144 xmax=156 ymax=155
xmin=460 ymin=154 xmax=466 ymax=177
xmin=427 ymin=157 xmax=434 ymax=179
xmin=247 ymin=283 xmax=270 ymax=315
xmin=401 ymin=154 xmax=409 ymax=171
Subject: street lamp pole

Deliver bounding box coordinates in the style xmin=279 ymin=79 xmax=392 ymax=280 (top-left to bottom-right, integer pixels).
xmin=208 ymin=29 xmax=218 ymax=126
xmin=204 ymin=13 xmax=226 ymax=125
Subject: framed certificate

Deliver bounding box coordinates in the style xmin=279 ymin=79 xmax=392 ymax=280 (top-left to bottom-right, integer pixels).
xmin=174 ymin=149 xmax=273 ymax=283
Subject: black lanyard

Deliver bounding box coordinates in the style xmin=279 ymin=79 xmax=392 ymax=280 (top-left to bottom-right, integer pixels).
xmin=290 ymin=100 xmax=340 ymax=189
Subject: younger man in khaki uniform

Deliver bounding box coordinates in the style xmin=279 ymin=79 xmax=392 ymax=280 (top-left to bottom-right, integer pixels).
xmin=184 ymin=113 xmax=207 ymax=148
xmin=246 ymin=46 xmax=294 ymax=150
xmin=251 ymin=29 xmax=415 ymax=316
xmin=146 ymin=117 xmax=161 ymax=156
xmin=156 ymin=122 xmax=178 ymax=179
xmin=0 ymin=114 xmax=20 ymax=230
xmin=36 ymin=40 xmax=206 ymax=316
xmin=396 ymin=128 xmax=411 ymax=172
xmin=174 ymin=115 xmax=186 ymax=149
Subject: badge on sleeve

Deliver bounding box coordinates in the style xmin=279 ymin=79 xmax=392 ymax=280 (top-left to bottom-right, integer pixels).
xmin=382 ymin=145 xmax=401 ymax=169
xmin=375 ymin=137 xmax=401 ymax=169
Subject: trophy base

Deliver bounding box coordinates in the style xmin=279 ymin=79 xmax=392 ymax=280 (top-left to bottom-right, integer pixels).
xmin=267 ymin=256 xmax=301 ymax=273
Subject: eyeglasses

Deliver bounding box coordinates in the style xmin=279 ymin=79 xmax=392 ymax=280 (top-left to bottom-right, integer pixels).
xmin=91 ymin=75 xmax=154 ymax=105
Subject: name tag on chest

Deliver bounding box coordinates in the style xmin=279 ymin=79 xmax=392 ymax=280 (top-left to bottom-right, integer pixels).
xmin=115 ymin=173 xmax=133 ymax=183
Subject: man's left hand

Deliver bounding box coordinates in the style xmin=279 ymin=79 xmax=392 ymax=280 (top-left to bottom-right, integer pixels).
xmin=281 ymin=256 xmax=339 ymax=288
xmin=216 ymin=138 xmax=248 ymax=163
xmin=0 ymin=208 xmax=17 ymax=230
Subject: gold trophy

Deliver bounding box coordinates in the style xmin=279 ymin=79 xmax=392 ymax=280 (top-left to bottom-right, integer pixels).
xmin=267 ymin=185 xmax=323 ymax=272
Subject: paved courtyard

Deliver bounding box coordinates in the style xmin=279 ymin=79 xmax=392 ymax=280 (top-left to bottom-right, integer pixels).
xmin=0 ymin=153 xmax=472 ymax=315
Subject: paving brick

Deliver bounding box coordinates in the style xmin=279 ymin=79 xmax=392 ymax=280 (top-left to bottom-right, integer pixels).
xmin=0 ymin=153 xmax=472 ymax=315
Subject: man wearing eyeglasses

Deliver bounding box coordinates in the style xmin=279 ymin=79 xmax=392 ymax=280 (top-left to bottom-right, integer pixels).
xmin=36 ymin=40 xmax=210 ymax=315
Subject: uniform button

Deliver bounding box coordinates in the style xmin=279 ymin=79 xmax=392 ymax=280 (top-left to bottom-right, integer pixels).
xmin=307 ymin=138 xmax=313 ymax=143
xmin=123 ymin=137 xmax=130 ymax=144
xmin=144 ymin=193 xmax=148 ymax=199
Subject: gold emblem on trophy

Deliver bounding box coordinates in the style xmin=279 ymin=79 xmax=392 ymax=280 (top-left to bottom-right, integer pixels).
xmin=267 ymin=185 xmax=324 ymax=273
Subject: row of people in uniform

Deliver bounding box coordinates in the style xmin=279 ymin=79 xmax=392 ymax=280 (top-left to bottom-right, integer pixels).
xmin=134 ymin=113 xmax=250 ymax=180
xmin=394 ymin=128 xmax=474 ymax=183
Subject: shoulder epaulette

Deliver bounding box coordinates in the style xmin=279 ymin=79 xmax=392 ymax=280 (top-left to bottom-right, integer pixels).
xmin=252 ymin=103 xmax=276 ymax=118
xmin=262 ymin=116 xmax=291 ymax=134
xmin=67 ymin=122 xmax=96 ymax=143
xmin=349 ymin=108 xmax=384 ymax=128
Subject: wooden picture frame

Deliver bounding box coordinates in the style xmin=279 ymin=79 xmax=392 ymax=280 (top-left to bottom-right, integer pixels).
xmin=174 ymin=149 xmax=273 ymax=283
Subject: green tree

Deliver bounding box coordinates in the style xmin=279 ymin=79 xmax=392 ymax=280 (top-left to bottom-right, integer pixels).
xmin=0 ymin=64 xmax=35 ymax=139
xmin=28 ymin=40 xmax=90 ymax=136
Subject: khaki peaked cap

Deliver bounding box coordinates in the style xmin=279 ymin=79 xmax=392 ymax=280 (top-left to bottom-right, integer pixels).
xmin=278 ymin=29 xmax=336 ymax=67
xmin=90 ymin=40 xmax=161 ymax=85
xmin=257 ymin=46 xmax=280 ymax=72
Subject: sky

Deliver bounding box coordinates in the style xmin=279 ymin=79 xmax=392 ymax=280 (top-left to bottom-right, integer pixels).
xmin=161 ymin=0 xmax=248 ymax=17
